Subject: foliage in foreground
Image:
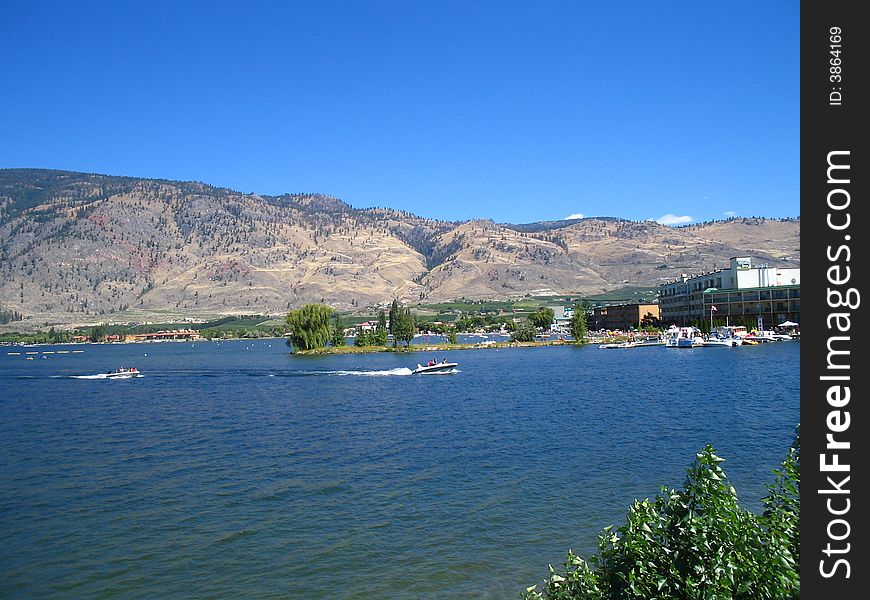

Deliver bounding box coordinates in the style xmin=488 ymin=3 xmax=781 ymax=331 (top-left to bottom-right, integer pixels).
xmin=524 ymin=429 xmax=800 ymax=599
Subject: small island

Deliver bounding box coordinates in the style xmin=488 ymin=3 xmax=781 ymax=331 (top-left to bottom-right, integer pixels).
xmin=284 ymin=300 xmax=590 ymax=355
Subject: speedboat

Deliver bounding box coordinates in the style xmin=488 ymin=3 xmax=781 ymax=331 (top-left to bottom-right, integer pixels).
xmin=105 ymin=368 xmax=142 ymax=379
xmin=412 ymin=362 xmax=458 ymax=374
xmin=700 ymin=337 xmax=734 ymax=347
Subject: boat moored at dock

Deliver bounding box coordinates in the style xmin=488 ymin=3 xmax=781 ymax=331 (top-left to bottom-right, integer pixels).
xmin=664 ymin=326 xmax=704 ymax=348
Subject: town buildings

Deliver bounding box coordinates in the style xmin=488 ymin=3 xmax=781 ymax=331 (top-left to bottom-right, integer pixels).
xmin=658 ymin=257 xmax=800 ymax=329
xmin=589 ymin=302 xmax=660 ymax=331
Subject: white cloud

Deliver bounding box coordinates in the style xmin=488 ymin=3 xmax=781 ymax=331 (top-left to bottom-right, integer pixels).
xmin=656 ymin=214 xmax=694 ymax=225
xmin=564 ymin=213 xmax=585 ymax=220
xmin=723 ymin=210 xmax=737 ymax=217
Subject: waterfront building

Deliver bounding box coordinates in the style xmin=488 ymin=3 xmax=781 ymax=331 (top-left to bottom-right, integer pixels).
xmin=124 ymin=329 xmax=201 ymax=342
xmin=589 ymin=302 xmax=660 ymax=331
xmin=658 ymin=257 xmax=800 ymax=329
xmin=546 ymin=305 xmax=574 ymax=328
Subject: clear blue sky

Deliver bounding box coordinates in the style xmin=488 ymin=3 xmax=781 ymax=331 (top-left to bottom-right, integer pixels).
xmin=1 ymin=1 xmax=798 ymax=225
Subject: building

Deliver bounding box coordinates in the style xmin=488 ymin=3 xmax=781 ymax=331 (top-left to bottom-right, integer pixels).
xmin=589 ymin=303 xmax=660 ymax=331
xmin=547 ymin=305 xmax=575 ymax=328
xmin=658 ymin=257 xmax=800 ymax=329
xmin=354 ymin=320 xmax=379 ymax=333
xmin=125 ymin=329 xmax=201 ymax=342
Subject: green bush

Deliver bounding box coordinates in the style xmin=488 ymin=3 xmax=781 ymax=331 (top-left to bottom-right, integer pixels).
xmin=524 ymin=429 xmax=800 ymax=599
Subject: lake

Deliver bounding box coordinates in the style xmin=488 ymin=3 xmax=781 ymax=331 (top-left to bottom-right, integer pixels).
xmin=0 ymin=339 xmax=799 ymax=598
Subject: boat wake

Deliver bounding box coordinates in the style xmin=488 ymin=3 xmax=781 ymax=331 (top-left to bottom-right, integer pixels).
xmin=66 ymin=373 xmax=144 ymax=379
xmin=287 ymin=367 xmax=415 ymax=377
xmin=328 ymin=367 xmax=414 ymax=377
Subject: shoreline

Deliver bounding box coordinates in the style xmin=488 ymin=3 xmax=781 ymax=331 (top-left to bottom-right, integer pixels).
xmin=293 ymin=339 xmax=584 ymax=355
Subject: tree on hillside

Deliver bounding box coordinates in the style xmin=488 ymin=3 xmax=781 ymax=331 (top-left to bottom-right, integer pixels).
xmin=393 ymin=307 xmax=416 ymax=348
xmin=570 ymin=303 xmax=588 ymax=342
xmin=285 ymin=303 xmax=333 ymax=351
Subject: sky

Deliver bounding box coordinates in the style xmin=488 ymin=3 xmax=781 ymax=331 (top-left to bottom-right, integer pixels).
xmin=1 ymin=1 xmax=799 ymax=225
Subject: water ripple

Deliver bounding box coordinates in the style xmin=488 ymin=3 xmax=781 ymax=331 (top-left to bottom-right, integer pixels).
xmin=0 ymin=340 xmax=799 ymax=598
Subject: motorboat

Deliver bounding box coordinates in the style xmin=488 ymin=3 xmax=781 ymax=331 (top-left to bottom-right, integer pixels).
xmin=105 ymin=367 xmax=142 ymax=379
xmin=701 ymin=331 xmax=742 ymax=347
xmin=632 ymin=337 xmax=666 ymax=347
xmin=712 ymin=327 xmax=744 ymax=346
xmin=665 ymin=326 xmax=704 ymax=348
xmin=700 ymin=337 xmax=735 ymax=347
xmin=743 ymin=331 xmax=779 ymax=343
xmin=412 ymin=361 xmax=458 ymax=374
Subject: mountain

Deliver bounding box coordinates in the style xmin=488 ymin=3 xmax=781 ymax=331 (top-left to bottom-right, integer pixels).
xmin=0 ymin=169 xmax=799 ymax=324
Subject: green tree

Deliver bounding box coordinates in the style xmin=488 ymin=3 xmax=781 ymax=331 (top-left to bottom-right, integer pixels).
xmin=570 ymin=303 xmax=588 ymax=342
xmin=640 ymin=311 xmax=660 ymax=331
xmin=529 ymin=307 xmax=555 ymax=329
xmin=330 ymin=314 xmax=346 ymax=347
xmin=285 ymin=304 xmax=333 ymax=351
xmin=393 ymin=307 xmax=416 ymax=348
xmin=524 ymin=431 xmax=801 ymax=600
xmin=388 ymin=299 xmax=400 ymax=338
xmin=763 ymin=425 xmax=800 ymax=564
xmin=511 ymin=319 xmax=537 ymax=342
xmin=372 ymin=309 xmax=389 ymax=345
xmin=446 ymin=328 xmax=458 ymax=345
xmin=89 ymin=325 xmax=106 ymax=342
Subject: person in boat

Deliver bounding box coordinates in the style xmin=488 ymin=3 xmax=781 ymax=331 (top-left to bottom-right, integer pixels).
xmin=441 ymin=358 xmax=447 ymax=364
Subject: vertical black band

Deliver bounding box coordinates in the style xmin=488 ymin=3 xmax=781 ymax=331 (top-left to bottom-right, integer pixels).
xmin=801 ymin=1 xmax=868 ymax=595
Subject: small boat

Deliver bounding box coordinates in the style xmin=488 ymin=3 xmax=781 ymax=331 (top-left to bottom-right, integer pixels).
xmin=412 ymin=362 xmax=458 ymax=374
xmin=633 ymin=338 xmax=665 ymax=347
xmin=700 ymin=337 xmax=734 ymax=347
xmin=665 ymin=326 xmax=704 ymax=348
xmin=105 ymin=367 xmax=142 ymax=379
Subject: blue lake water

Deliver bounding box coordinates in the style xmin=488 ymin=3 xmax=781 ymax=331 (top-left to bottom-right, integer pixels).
xmin=0 ymin=340 xmax=799 ymax=598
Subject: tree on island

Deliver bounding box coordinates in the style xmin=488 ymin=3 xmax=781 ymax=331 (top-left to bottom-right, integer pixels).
xmin=446 ymin=327 xmax=458 ymax=345
xmin=570 ymin=303 xmax=588 ymax=342
xmin=524 ymin=427 xmax=801 ymax=600
xmin=393 ymin=307 xmax=416 ymax=348
xmin=372 ymin=309 xmax=389 ymax=345
xmin=388 ymin=299 xmax=400 ymax=341
xmin=528 ymin=307 xmax=555 ymax=329
xmin=285 ymin=303 xmax=333 ymax=351
xmin=330 ymin=314 xmax=346 ymax=347
xmin=511 ymin=319 xmax=537 ymax=342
